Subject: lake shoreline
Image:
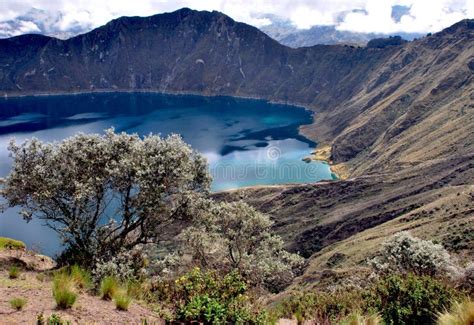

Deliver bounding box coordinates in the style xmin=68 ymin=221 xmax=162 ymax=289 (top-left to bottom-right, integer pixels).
xmin=2 ymin=88 xmax=315 ymax=114
xmin=306 ymin=145 xmax=350 ymax=180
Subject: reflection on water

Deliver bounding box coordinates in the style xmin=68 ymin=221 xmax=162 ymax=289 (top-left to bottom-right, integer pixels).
xmin=0 ymin=93 xmax=333 ymax=255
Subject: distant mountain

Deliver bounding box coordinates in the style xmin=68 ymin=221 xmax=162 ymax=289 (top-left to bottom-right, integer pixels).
xmin=260 ymin=17 xmax=423 ymax=47
xmin=262 ymin=24 xmax=377 ymax=47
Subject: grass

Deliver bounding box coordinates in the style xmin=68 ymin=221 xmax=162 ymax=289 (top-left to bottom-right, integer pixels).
xmin=8 ymin=266 xmax=20 ymax=279
xmin=126 ymin=280 xmax=154 ymax=301
xmin=52 ymin=273 xmax=77 ymax=309
xmin=339 ymin=313 xmax=383 ymax=325
xmin=69 ymin=265 xmax=92 ymax=290
xmin=53 ymin=265 xmax=92 ymax=291
xmin=114 ymin=289 xmax=132 ymax=311
xmin=47 ymin=313 xmax=70 ymax=325
xmin=437 ymin=299 xmax=474 ymax=325
xmin=99 ymin=276 xmax=131 ymax=310
xmin=0 ymin=237 xmax=26 ymax=250
xmin=100 ymin=276 xmax=119 ymax=300
xmin=9 ymin=297 xmax=27 ymax=311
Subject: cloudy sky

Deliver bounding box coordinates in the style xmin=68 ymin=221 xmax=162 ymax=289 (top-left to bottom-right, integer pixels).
xmin=0 ymin=0 xmax=473 ymax=38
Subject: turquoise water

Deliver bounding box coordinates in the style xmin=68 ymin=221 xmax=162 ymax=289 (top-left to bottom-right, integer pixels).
xmin=0 ymin=93 xmax=333 ymax=255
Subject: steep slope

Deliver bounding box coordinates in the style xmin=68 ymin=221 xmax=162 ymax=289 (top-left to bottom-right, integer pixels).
xmin=322 ymin=20 xmax=474 ymax=176
xmin=214 ymin=153 xmax=474 ymax=258
xmin=215 ymin=153 xmax=473 ymax=289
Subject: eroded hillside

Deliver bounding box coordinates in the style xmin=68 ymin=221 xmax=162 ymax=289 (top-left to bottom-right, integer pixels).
xmin=214 ymin=153 xmax=473 ymax=288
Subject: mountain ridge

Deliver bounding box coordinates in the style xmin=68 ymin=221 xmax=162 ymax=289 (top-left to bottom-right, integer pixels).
xmin=0 ymin=8 xmax=472 ymax=177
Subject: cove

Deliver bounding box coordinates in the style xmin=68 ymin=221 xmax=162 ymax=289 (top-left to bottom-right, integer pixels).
xmin=0 ymin=92 xmax=334 ymax=255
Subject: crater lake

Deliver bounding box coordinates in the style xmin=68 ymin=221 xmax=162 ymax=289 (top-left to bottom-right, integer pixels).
xmin=0 ymin=92 xmax=334 ymax=255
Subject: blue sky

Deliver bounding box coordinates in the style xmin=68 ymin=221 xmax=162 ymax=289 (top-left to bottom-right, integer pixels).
xmin=0 ymin=0 xmax=472 ymax=38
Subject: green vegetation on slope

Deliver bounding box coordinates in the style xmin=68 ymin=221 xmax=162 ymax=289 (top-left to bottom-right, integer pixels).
xmin=0 ymin=237 xmax=26 ymax=250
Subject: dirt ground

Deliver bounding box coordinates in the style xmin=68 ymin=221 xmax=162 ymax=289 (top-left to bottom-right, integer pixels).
xmin=0 ymin=250 xmax=163 ymax=325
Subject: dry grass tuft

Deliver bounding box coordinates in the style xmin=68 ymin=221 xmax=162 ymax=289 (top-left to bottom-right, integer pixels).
xmin=437 ymin=299 xmax=474 ymax=325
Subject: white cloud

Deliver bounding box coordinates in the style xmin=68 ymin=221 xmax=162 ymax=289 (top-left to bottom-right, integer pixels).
xmin=290 ymin=6 xmax=335 ymax=29
xmin=337 ymin=0 xmax=472 ymax=33
xmin=0 ymin=19 xmax=40 ymax=37
xmin=0 ymin=0 xmax=472 ymax=37
xmin=17 ymin=20 xmax=40 ymax=34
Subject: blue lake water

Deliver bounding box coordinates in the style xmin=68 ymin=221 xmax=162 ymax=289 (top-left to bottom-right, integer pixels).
xmin=0 ymin=93 xmax=334 ymax=255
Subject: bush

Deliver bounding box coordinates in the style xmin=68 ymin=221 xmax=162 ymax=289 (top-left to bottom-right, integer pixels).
xmin=437 ymin=299 xmax=474 ymax=325
xmin=157 ymin=267 xmax=265 ymax=323
xmin=2 ymin=130 xmax=210 ymax=266
xmin=93 ymin=248 xmax=148 ymax=283
xmin=177 ymin=295 xmax=227 ymax=323
xmin=370 ymin=231 xmax=458 ymax=278
xmin=270 ymin=290 xmax=366 ymax=323
xmin=8 ymin=266 xmax=20 ymax=279
xmin=9 ymin=297 xmax=27 ymax=310
xmin=100 ymin=276 xmax=119 ymax=300
xmin=366 ymin=273 xmax=457 ymax=325
xmin=52 ymin=274 xmax=77 ymax=309
xmin=114 ymin=289 xmax=132 ymax=311
xmin=456 ymin=262 xmax=474 ymax=294
xmin=174 ymin=200 xmax=304 ymax=292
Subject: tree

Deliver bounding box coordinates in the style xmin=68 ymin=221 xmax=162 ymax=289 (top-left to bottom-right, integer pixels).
xmin=1 ymin=129 xmax=210 ymax=263
xmin=174 ymin=200 xmax=304 ymax=292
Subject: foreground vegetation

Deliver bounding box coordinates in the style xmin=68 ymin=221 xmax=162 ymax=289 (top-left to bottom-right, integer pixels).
xmin=3 ymin=261 xmax=472 ymax=324
xmin=4 ymin=262 xmax=471 ymax=324
xmin=0 ymin=130 xmax=472 ymax=323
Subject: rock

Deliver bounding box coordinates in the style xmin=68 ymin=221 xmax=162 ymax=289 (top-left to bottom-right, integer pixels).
xmin=0 ymin=250 xmax=56 ymax=271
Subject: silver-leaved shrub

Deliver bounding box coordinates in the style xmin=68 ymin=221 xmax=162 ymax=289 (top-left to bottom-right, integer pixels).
xmin=168 ymin=200 xmax=304 ymax=292
xmin=93 ymin=247 xmax=148 ymax=283
xmin=370 ymin=231 xmax=460 ymax=278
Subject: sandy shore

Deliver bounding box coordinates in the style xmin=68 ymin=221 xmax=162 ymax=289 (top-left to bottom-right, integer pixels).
xmin=306 ymin=145 xmax=350 ymax=180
